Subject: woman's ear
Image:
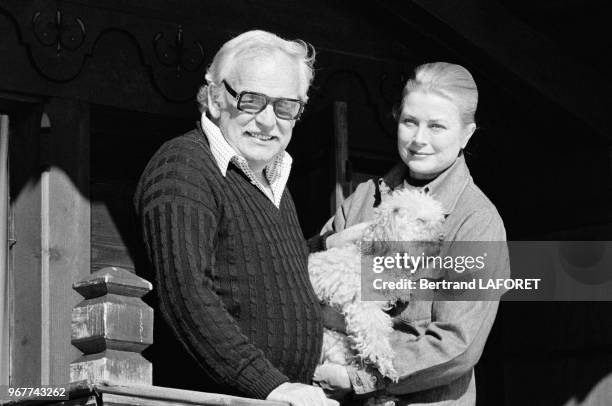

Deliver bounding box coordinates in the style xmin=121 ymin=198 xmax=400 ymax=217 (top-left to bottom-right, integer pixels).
xmin=207 ymin=84 xmax=222 ymax=119
xmin=461 ymin=123 xmax=477 ymax=149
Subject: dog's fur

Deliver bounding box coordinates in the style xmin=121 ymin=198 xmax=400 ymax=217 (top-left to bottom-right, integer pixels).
xmin=309 ymin=188 xmax=445 ymax=402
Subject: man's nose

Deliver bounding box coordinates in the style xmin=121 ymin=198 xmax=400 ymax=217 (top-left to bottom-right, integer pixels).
xmin=255 ymin=103 xmax=276 ymax=128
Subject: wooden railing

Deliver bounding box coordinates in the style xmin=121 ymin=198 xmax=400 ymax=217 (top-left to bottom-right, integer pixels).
xmin=3 ymin=380 xmax=289 ymax=406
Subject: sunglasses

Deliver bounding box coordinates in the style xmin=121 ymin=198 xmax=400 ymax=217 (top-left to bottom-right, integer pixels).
xmin=222 ymin=80 xmax=305 ymax=121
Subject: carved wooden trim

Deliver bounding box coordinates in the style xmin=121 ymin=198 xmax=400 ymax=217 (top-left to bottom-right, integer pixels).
xmin=1 ymin=2 xmax=210 ymax=102
xmin=153 ymin=25 xmax=205 ymax=78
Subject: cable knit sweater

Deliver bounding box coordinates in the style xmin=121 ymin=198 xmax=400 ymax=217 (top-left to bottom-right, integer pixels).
xmin=134 ymin=128 xmax=323 ymax=399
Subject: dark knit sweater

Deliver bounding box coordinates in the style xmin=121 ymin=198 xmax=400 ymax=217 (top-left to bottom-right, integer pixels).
xmin=134 ymin=128 xmax=323 ymax=399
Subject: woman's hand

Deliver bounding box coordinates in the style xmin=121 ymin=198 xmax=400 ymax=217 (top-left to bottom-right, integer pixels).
xmin=325 ymin=222 xmax=372 ymax=249
xmin=312 ymin=363 xmax=352 ymax=400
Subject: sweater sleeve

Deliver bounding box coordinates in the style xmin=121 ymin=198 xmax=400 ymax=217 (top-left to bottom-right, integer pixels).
xmin=134 ymin=139 xmax=288 ymax=399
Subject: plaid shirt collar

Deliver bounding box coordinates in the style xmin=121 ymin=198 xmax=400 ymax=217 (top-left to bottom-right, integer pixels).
xmin=200 ymin=114 xmax=292 ymax=208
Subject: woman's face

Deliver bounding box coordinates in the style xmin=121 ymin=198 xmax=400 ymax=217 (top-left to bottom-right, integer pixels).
xmin=397 ymin=90 xmax=476 ymax=180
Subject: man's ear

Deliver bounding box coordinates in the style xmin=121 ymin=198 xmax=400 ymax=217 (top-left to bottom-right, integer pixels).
xmin=207 ymin=84 xmax=222 ymax=119
xmin=461 ymin=123 xmax=477 ymax=149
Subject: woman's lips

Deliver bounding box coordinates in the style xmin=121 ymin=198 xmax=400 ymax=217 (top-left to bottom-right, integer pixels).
xmin=410 ymin=150 xmax=433 ymax=156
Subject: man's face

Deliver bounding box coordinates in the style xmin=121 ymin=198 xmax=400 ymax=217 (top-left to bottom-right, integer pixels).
xmin=210 ymin=52 xmax=302 ymax=173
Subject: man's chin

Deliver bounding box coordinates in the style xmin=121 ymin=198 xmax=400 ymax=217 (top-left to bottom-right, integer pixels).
xmin=244 ymin=153 xmax=278 ymax=169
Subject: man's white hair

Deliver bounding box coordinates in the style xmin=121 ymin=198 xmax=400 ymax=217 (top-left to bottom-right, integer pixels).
xmin=197 ymin=30 xmax=315 ymax=113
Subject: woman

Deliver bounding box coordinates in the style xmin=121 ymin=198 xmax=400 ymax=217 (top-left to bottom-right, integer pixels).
xmin=312 ymin=62 xmax=510 ymax=405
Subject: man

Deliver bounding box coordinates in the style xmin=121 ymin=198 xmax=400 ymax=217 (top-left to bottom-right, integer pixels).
xmin=134 ymin=30 xmax=335 ymax=406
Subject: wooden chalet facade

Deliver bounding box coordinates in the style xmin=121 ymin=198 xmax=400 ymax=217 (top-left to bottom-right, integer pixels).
xmin=1 ymin=1 xmax=612 ymax=405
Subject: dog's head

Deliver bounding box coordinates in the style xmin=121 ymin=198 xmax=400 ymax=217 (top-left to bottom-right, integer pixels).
xmin=361 ymin=188 xmax=445 ymax=255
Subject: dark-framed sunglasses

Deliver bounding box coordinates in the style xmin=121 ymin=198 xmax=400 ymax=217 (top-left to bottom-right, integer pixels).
xmin=222 ymin=80 xmax=305 ymax=121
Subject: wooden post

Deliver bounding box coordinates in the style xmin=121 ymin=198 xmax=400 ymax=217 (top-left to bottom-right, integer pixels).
xmin=71 ymin=267 xmax=153 ymax=385
xmin=8 ymin=104 xmax=45 ymax=386
xmin=43 ymin=99 xmax=91 ymax=385
xmin=332 ymin=101 xmax=349 ymax=213
xmin=0 ymin=114 xmax=9 ymax=385
xmin=5 ymin=97 xmax=90 ymax=386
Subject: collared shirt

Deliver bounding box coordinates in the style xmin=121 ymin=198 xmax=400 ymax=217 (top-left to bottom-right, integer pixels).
xmin=378 ymin=154 xmax=470 ymax=216
xmin=200 ymin=114 xmax=292 ymax=208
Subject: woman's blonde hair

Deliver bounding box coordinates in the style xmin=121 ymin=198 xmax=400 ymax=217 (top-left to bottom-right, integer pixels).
xmin=196 ymin=30 xmax=315 ymax=112
xmin=402 ymin=62 xmax=478 ymax=125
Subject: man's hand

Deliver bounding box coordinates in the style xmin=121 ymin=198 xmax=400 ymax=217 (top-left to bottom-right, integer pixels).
xmin=321 ymin=304 xmax=346 ymax=333
xmin=325 ymin=222 xmax=372 ymax=249
xmin=312 ymin=363 xmax=352 ymax=400
xmin=266 ymin=382 xmax=339 ymax=406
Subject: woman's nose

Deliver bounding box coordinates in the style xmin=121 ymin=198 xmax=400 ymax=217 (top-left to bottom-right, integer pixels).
xmin=412 ymin=125 xmax=427 ymax=145
xmin=255 ymin=104 xmax=276 ymax=128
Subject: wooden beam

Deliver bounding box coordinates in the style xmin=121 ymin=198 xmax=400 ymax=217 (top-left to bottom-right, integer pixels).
xmin=9 ymin=105 xmax=45 ymax=386
xmin=332 ymin=101 xmax=349 ymax=213
xmin=2 ymin=380 xmax=290 ymax=406
xmin=0 ymin=114 xmax=9 ymax=385
xmin=43 ymin=98 xmax=91 ymax=385
xmin=95 ymin=382 xmax=288 ymax=406
xmin=381 ymin=0 xmax=611 ymax=138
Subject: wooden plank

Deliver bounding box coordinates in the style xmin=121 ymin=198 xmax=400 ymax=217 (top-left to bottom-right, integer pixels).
xmin=43 ymin=98 xmax=91 ymax=385
xmin=90 ymin=181 xmax=148 ymax=274
xmin=0 ymin=93 xmax=44 ymax=112
xmin=9 ymin=105 xmax=44 ymax=386
xmin=332 ymin=101 xmax=349 ymax=213
xmin=0 ymin=114 xmax=9 ymax=385
xmin=96 ymin=383 xmax=289 ymax=406
xmin=103 ymin=393 xmax=265 ymax=406
xmin=91 ymin=201 xmax=135 ymax=272
xmin=41 ymin=163 xmax=50 ymax=384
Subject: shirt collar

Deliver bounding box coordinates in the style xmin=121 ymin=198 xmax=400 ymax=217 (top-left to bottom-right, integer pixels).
xmin=381 ymin=154 xmax=471 ymax=215
xmin=199 ymin=113 xmax=292 ymax=177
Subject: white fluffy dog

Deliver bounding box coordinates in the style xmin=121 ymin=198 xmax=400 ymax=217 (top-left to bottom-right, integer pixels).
xmin=309 ymin=188 xmax=445 ymax=401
